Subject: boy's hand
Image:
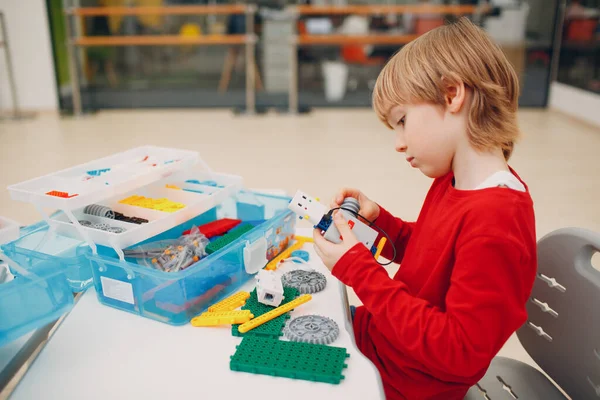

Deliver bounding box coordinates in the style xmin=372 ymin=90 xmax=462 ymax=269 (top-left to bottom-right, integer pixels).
xmin=313 ymin=211 xmax=359 ymax=271
xmin=331 ymin=188 xmax=380 ymax=222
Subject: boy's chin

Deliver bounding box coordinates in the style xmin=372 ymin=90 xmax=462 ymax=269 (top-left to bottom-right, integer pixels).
xmin=420 ymin=166 xmax=451 ymax=179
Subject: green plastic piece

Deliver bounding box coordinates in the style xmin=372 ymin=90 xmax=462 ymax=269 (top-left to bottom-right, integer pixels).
xmin=232 ymin=287 xmax=299 ymax=338
xmin=230 ymin=336 xmax=350 ymax=384
xmin=206 ymin=223 xmax=254 ymax=254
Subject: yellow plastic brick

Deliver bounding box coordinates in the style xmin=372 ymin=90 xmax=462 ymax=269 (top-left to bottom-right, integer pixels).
xmin=208 ymin=291 xmax=251 ymax=312
xmin=238 ymin=294 xmax=312 ymax=333
xmin=191 ymin=310 xmax=254 ymax=327
xmin=374 ymin=237 xmax=387 ymax=260
xmin=265 ymin=237 xmax=313 ymax=271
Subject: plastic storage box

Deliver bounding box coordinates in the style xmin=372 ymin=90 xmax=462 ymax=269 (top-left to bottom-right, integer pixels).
xmin=0 ymin=258 xmax=74 ymax=348
xmin=88 ymin=191 xmax=295 ymax=325
xmin=2 ymin=223 xmax=93 ymax=292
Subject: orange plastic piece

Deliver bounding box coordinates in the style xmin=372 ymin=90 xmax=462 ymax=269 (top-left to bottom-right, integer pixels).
xmin=191 ymin=310 xmax=254 ymax=327
xmin=238 ymin=294 xmax=312 ymax=333
xmin=46 ymin=190 xmax=78 ymax=198
xmin=208 ymin=291 xmax=251 ymax=312
xmin=265 ymin=236 xmax=313 ymax=271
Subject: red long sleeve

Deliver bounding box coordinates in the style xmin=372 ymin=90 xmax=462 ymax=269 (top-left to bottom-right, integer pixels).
xmin=372 ymin=205 xmax=414 ymax=262
xmin=332 ymin=171 xmax=536 ymax=400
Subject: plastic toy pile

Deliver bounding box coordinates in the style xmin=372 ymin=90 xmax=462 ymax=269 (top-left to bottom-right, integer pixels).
xmin=124 ymin=227 xmax=209 ymax=272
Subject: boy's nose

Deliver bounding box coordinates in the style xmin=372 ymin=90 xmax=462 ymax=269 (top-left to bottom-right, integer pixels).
xmin=395 ymin=140 xmax=407 ymax=153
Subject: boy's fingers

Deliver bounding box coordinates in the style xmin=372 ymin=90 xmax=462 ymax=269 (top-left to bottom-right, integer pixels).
xmin=333 ymin=212 xmax=354 ymax=238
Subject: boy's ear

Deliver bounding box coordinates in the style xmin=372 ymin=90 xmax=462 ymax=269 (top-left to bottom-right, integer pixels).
xmin=442 ymin=78 xmax=466 ymax=113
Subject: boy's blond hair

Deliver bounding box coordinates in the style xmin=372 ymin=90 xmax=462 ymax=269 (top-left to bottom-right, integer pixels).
xmin=373 ymin=17 xmax=520 ymax=160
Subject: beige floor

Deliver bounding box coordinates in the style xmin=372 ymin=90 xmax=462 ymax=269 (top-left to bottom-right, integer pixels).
xmin=1 ymin=108 xmax=599 ymax=373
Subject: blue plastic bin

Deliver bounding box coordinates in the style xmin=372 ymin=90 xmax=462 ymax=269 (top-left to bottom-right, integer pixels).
xmin=2 ymin=223 xmax=93 ymax=293
xmin=87 ymin=191 xmax=296 ymax=325
xmin=0 ymin=259 xmax=74 ymax=348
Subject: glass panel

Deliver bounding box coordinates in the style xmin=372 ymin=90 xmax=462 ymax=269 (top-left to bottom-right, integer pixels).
xmin=557 ymin=0 xmax=600 ymax=94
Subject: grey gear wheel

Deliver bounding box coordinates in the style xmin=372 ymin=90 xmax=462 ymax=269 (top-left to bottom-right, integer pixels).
xmin=93 ymin=223 xmax=111 ymax=231
xmin=284 ymin=315 xmax=339 ymax=345
xmin=281 ymin=269 xmax=327 ymax=294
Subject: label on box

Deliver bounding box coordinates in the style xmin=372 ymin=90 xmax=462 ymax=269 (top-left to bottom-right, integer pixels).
xmin=101 ymin=276 xmax=134 ymax=304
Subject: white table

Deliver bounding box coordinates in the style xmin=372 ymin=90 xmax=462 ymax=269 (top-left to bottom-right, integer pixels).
xmin=9 ymin=228 xmax=384 ymax=400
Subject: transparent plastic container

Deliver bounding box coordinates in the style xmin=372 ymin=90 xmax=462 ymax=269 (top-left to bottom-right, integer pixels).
xmin=88 ymin=191 xmax=296 ymax=325
xmin=0 ymin=258 xmax=74 ymax=348
xmin=2 ymin=224 xmax=93 ymax=293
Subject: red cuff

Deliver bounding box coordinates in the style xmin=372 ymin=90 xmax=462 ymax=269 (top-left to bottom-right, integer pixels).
xmin=331 ymin=242 xmax=375 ymax=286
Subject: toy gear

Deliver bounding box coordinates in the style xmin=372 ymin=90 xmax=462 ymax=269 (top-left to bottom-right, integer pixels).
xmin=284 ymin=315 xmax=339 ymax=345
xmin=93 ymin=223 xmax=111 ymax=231
xmin=282 ymin=269 xmax=326 ymax=294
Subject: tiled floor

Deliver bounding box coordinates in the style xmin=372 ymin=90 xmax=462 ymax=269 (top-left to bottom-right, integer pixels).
xmin=1 ymin=108 xmax=599 ymax=373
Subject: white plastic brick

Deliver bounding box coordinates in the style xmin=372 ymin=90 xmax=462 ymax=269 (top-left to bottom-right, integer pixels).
xmin=255 ymin=269 xmax=284 ymax=307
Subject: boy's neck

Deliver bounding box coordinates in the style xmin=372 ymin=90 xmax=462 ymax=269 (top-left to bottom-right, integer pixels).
xmin=452 ymin=145 xmax=509 ymax=190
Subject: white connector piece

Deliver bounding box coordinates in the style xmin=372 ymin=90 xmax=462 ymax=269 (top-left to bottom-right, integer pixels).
xmin=288 ymin=189 xmax=379 ymax=252
xmin=255 ymin=269 xmax=285 ymax=307
xmin=288 ymin=190 xmax=327 ymax=225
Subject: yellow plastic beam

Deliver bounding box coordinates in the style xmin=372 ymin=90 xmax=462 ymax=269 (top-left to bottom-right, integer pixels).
xmin=191 ymin=310 xmax=253 ymax=327
xmin=238 ymin=294 xmax=312 ymax=333
xmin=374 ymin=237 xmax=387 ymax=260
xmin=208 ymin=291 xmax=250 ymax=312
xmin=265 ymin=236 xmax=313 ymax=271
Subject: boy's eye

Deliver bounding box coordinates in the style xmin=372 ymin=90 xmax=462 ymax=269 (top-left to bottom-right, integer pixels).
xmin=398 ymin=116 xmax=406 ymax=127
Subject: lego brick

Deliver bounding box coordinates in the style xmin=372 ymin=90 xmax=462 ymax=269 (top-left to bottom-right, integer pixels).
xmin=232 ymin=287 xmax=299 ymax=338
xmin=255 ymin=270 xmax=284 ymax=307
xmin=230 ymin=336 xmax=350 ymax=384
xmin=119 ymin=195 xmax=186 ymax=213
xmin=238 ymin=294 xmax=312 ymax=334
xmin=183 ymin=218 xmax=242 ymax=238
xmin=46 ymin=190 xmax=78 ymax=198
xmin=208 ymin=291 xmax=251 ymax=312
xmin=191 ymin=310 xmax=254 ymax=327
xmin=205 ymin=223 xmax=254 ymax=254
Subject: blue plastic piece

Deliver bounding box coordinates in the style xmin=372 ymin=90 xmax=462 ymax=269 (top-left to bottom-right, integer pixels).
xmin=88 ymin=191 xmax=296 ymax=326
xmin=0 ymin=261 xmax=74 ymax=348
xmin=291 ymin=250 xmax=310 ymax=263
xmin=183 ymin=188 xmax=204 ymax=194
xmin=315 ymin=215 xmax=332 ymax=231
xmin=87 ymin=168 xmax=111 ymax=176
xmin=185 ymin=179 xmax=224 ymax=188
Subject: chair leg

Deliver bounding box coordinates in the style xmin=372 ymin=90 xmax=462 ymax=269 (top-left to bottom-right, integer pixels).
xmin=218 ymin=47 xmax=239 ymax=93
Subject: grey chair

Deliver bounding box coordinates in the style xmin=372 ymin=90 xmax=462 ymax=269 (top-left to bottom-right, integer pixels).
xmin=465 ymin=228 xmax=600 ymax=399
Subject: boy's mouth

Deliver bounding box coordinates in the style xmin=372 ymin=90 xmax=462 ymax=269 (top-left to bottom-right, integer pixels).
xmin=406 ymin=157 xmax=414 ymax=163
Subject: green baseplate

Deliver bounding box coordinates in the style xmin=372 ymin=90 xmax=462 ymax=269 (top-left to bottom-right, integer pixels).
xmin=232 ymin=287 xmax=300 ymax=338
xmin=230 ymin=336 xmax=350 ymax=384
xmin=206 ymin=223 xmax=255 ymax=254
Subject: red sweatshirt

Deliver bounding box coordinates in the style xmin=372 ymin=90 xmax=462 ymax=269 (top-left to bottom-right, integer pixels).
xmin=332 ymin=171 xmax=536 ymax=400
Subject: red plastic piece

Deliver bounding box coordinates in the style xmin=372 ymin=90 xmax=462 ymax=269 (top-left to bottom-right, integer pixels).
xmin=183 ymin=218 xmax=242 ymax=238
xmin=46 ymin=190 xmax=78 ymax=198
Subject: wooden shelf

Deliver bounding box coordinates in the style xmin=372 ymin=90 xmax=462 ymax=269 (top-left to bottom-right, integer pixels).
xmin=74 ymin=35 xmax=247 ymax=47
xmin=295 ymin=4 xmax=489 ymax=16
xmin=298 ymin=34 xmax=419 ymax=46
xmin=66 ymin=5 xmax=247 ymax=17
